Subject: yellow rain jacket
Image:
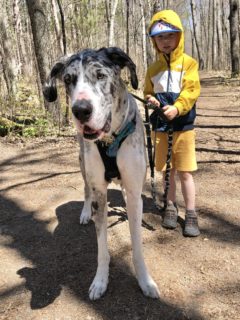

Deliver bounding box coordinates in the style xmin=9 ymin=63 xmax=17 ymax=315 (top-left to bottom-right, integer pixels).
xmin=144 ymin=10 xmax=201 ymax=132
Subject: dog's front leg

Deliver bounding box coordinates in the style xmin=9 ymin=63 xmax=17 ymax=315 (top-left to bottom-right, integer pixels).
xmin=89 ymin=189 xmax=110 ymax=300
xmin=126 ymin=191 xmax=160 ymax=299
xmin=79 ymin=138 xmax=92 ymax=224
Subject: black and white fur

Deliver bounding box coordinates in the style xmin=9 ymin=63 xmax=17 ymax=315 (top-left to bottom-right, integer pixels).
xmin=43 ymin=47 xmax=160 ymax=300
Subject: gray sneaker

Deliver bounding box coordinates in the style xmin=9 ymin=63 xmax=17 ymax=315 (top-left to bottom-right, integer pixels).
xmin=162 ymin=201 xmax=178 ymax=229
xmin=184 ymin=210 xmax=200 ymax=237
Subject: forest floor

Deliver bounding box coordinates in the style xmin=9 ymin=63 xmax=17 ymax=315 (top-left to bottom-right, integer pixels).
xmin=0 ymin=74 xmax=240 ymax=320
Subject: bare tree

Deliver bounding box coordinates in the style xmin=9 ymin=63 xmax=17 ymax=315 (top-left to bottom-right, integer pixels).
xmin=216 ymin=0 xmax=224 ymax=69
xmin=51 ymin=0 xmax=63 ymax=55
xmin=229 ymin=0 xmax=240 ymax=77
xmin=153 ymin=1 xmax=164 ymax=13
xmin=212 ymin=0 xmax=218 ymax=70
xmin=56 ymin=0 xmax=67 ymax=55
xmin=139 ymin=0 xmax=147 ymax=74
xmin=0 ymin=12 xmax=17 ymax=96
xmin=126 ymin=0 xmax=130 ymax=55
xmin=12 ymin=0 xmax=22 ymax=73
xmin=26 ymin=0 xmax=56 ymax=117
xmin=190 ymin=0 xmax=204 ymax=69
xmin=144 ymin=1 xmax=155 ymax=66
xmin=25 ymin=0 xmax=50 ymax=107
xmin=222 ymin=0 xmax=231 ymax=70
xmin=105 ymin=0 xmax=119 ymax=46
xmin=205 ymin=0 xmax=213 ymax=69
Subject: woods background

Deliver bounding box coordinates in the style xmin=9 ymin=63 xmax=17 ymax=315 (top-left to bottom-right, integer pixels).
xmin=0 ymin=0 xmax=239 ymax=136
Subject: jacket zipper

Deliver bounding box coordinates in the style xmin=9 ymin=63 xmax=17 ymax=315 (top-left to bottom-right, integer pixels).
xmin=164 ymin=54 xmax=171 ymax=93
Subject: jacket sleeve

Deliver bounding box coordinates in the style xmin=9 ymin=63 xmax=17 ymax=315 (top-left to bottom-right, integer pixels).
xmin=174 ymin=59 xmax=201 ymax=116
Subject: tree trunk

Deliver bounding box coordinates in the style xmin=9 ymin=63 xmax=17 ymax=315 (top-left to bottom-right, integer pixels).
xmin=16 ymin=0 xmax=30 ymax=74
xmin=108 ymin=0 xmax=119 ymax=46
xmin=51 ymin=0 xmax=63 ymax=55
xmin=153 ymin=1 xmax=164 ymax=12
xmin=212 ymin=0 xmax=218 ymax=70
xmin=222 ymin=0 xmax=231 ymax=70
xmin=189 ymin=20 xmax=196 ymax=59
xmin=139 ymin=0 xmax=147 ymax=74
xmin=199 ymin=0 xmax=207 ymax=67
xmin=145 ymin=0 xmax=155 ymax=66
xmin=56 ymin=0 xmax=68 ymax=124
xmin=126 ymin=0 xmax=130 ymax=55
xmin=207 ymin=0 xmax=213 ymax=69
xmin=190 ymin=0 xmax=204 ymax=69
xmin=0 ymin=13 xmax=17 ymax=96
xmin=12 ymin=0 xmax=21 ymax=73
xmin=25 ymin=0 xmax=50 ymax=110
xmin=105 ymin=0 xmax=111 ymax=42
xmin=56 ymin=0 xmax=67 ymax=55
xmin=229 ymin=0 xmax=240 ymax=77
xmin=73 ymin=4 xmax=81 ymax=51
xmin=216 ymin=0 xmax=224 ymax=69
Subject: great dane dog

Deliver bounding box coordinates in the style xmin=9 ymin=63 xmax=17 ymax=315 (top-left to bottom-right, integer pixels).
xmin=43 ymin=47 xmax=160 ymax=300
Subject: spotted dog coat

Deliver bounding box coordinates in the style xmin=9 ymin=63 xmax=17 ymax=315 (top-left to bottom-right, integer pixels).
xmin=43 ymin=47 xmax=160 ymax=300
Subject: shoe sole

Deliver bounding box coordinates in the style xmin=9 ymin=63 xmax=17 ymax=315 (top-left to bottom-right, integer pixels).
xmin=162 ymin=221 xmax=177 ymax=229
xmin=183 ymin=230 xmax=200 ymax=237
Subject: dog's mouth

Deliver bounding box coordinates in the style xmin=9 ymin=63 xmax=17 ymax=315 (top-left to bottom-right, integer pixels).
xmin=83 ymin=125 xmax=102 ymax=140
xmin=83 ymin=116 xmax=111 ymax=140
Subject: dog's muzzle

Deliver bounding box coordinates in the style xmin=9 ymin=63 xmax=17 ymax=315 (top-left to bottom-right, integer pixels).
xmin=72 ymin=99 xmax=93 ymax=124
xmin=72 ymin=99 xmax=111 ymax=140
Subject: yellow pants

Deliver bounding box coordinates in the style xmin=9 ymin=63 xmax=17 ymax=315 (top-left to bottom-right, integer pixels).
xmin=151 ymin=130 xmax=197 ymax=172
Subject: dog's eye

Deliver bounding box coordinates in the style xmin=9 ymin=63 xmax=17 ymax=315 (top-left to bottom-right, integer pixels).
xmin=64 ymin=74 xmax=72 ymax=85
xmin=96 ymin=71 xmax=105 ymax=80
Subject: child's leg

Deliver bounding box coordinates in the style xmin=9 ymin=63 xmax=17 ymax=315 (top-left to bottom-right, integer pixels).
xmin=178 ymin=171 xmax=195 ymax=210
xmin=178 ymin=171 xmax=200 ymax=237
xmin=162 ymin=168 xmax=178 ymax=229
xmin=162 ymin=168 xmax=176 ymax=203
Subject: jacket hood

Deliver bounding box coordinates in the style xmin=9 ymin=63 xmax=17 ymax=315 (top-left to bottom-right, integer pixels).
xmin=149 ymin=10 xmax=184 ymax=61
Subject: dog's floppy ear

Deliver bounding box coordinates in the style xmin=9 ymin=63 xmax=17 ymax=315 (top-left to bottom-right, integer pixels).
xmin=101 ymin=47 xmax=138 ymax=90
xmin=43 ymin=58 xmax=67 ymax=102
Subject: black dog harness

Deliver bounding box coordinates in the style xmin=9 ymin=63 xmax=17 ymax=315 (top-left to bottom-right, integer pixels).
xmin=95 ymin=115 xmax=136 ymax=182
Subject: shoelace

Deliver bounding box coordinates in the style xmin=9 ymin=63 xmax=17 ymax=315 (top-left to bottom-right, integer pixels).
xmin=165 ymin=206 xmax=178 ymax=218
xmin=185 ymin=215 xmax=198 ymax=226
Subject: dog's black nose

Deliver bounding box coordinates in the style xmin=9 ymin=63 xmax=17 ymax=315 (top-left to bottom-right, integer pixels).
xmin=72 ymin=99 xmax=93 ymax=123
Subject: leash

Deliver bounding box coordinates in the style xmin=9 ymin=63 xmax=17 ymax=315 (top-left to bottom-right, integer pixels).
xmin=131 ymin=93 xmax=173 ymax=212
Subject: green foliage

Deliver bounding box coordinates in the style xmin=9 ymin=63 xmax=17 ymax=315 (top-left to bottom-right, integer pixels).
xmin=22 ymin=118 xmax=51 ymax=137
xmin=0 ymin=115 xmax=53 ymax=138
xmin=0 ymin=79 xmax=62 ymax=138
xmin=0 ymin=117 xmax=24 ymax=137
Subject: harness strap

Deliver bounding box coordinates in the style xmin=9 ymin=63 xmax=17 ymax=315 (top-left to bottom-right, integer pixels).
xmin=95 ymin=115 xmax=136 ymax=182
xmin=95 ymin=142 xmax=121 ymax=182
xmin=107 ymin=119 xmax=136 ymax=157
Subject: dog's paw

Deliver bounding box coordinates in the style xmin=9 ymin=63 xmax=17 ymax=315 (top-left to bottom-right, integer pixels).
xmin=89 ymin=277 xmax=108 ymax=300
xmin=139 ymin=278 xmax=160 ymax=299
xmin=80 ymin=203 xmax=91 ymax=225
xmin=80 ymin=212 xmax=91 ymax=224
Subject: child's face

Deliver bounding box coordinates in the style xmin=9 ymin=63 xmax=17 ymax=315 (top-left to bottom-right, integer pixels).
xmin=154 ymin=32 xmax=180 ymax=54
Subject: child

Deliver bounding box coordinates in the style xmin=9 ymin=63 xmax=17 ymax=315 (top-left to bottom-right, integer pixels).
xmin=144 ymin=9 xmax=201 ymax=236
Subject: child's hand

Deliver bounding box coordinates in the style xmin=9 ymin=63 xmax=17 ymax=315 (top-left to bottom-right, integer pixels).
xmin=145 ymin=95 xmax=160 ymax=107
xmin=162 ymin=105 xmax=179 ymax=120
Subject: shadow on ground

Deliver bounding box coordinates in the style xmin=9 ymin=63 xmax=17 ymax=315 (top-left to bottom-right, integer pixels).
xmin=0 ymin=191 xmax=207 ymax=320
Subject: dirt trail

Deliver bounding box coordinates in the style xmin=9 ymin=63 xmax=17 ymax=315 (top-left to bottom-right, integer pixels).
xmin=0 ymin=79 xmax=240 ymax=320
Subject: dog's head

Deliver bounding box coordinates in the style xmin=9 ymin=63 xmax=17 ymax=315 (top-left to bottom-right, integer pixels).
xmin=43 ymin=47 xmax=138 ymax=140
